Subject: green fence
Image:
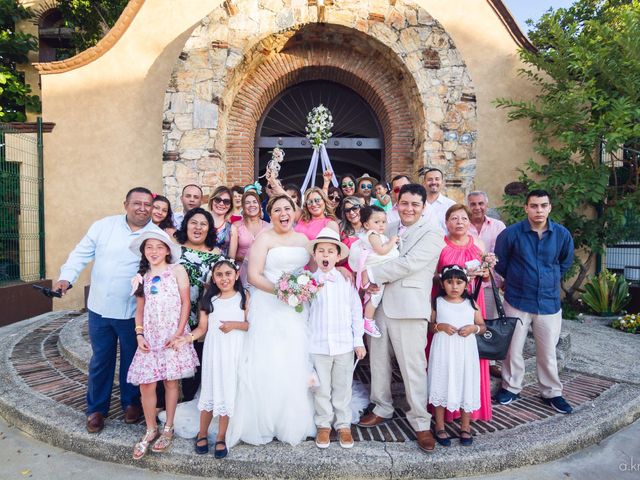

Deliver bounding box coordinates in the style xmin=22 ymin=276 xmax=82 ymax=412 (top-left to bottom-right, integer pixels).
xmin=0 ymin=119 xmax=44 ymax=284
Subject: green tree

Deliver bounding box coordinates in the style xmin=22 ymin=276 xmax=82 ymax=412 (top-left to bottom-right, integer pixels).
xmin=496 ymin=0 xmax=640 ymax=303
xmin=57 ymin=0 xmax=128 ymax=54
xmin=0 ymin=0 xmax=40 ymax=122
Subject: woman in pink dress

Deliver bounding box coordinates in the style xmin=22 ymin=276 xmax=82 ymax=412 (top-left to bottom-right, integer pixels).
xmin=294 ymin=187 xmax=339 ymax=240
xmin=338 ymin=196 xmax=365 ymax=272
xmin=228 ymin=189 xmax=270 ymax=287
xmin=428 ymin=203 xmax=492 ymax=422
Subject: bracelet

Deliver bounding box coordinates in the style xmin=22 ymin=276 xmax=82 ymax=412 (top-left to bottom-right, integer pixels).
xmin=136 ymin=333 xmax=144 ymax=337
xmin=475 ymin=325 xmax=481 ymax=334
xmin=189 ymin=333 xmax=195 ymax=343
xmin=134 ymin=325 xmax=144 ymax=332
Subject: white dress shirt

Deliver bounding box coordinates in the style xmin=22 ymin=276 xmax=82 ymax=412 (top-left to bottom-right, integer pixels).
xmin=308 ymin=268 xmax=364 ymax=356
xmin=173 ymin=211 xmax=184 ymax=230
xmin=423 ymin=193 xmax=456 ymax=232
xmin=59 ymin=215 xmax=161 ymax=319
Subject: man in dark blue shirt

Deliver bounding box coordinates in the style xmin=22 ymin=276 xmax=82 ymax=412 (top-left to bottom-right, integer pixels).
xmin=494 ymin=190 xmax=575 ymax=414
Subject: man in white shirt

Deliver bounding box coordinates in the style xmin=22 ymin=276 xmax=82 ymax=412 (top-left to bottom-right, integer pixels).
xmin=53 ymin=187 xmax=160 ymax=434
xmin=386 ymin=174 xmax=411 ymax=225
xmin=306 ymin=228 xmax=366 ymax=449
xmin=421 ymin=167 xmax=455 ymax=231
xmin=172 ymin=184 xmax=203 ymax=228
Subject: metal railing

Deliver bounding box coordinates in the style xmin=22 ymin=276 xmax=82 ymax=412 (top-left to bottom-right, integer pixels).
xmin=0 ymin=119 xmax=45 ymax=284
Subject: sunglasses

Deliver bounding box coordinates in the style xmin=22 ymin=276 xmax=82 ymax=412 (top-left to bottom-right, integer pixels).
xmin=341 ymin=182 xmax=355 ymax=188
xmin=306 ymin=197 xmax=323 ymax=206
xmin=344 ymin=205 xmax=361 ymax=214
xmin=149 ymin=275 xmax=161 ymax=295
xmin=359 ymin=184 xmax=373 ymax=190
xmin=328 ymin=195 xmax=341 ymax=201
xmin=212 ymin=197 xmax=231 ymax=206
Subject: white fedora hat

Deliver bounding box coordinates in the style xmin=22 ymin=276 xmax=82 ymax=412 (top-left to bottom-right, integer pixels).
xmin=306 ymin=227 xmax=350 ymax=261
xmin=129 ymin=229 xmax=182 ymax=263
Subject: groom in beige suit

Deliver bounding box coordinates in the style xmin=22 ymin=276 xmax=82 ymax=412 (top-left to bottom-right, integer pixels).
xmin=358 ymin=183 xmax=444 ymax=452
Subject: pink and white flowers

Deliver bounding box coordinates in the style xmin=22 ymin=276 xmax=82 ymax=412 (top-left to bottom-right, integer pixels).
xmin=274 ymin=271 xmax=321 ymax=313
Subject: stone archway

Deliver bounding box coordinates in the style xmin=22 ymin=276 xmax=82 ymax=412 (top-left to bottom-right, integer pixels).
xmin=162 ymin=0 xmax=478 ymax=205
xmin=225 ymin=24 xmax=419 ymax=186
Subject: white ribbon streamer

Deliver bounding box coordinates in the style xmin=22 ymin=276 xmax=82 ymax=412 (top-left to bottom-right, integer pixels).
xmin=300 ymin=145 xmax=339 ymax=194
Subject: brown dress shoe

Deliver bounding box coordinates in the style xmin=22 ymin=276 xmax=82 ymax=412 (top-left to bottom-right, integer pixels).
xmin=338 ymin=428 xmax=354 ymax=449
xmin=124 ymin=405 xmax=142 ymax=424
xmin=86 ymin=412 xmax=104 ymax=433
xmin=415 ymin=430 xmax=435 ymax=452
xmin=315 ymin=427 xmax=331 ymax=449
xmin=357 ymin=412 xmax=390 ymax=428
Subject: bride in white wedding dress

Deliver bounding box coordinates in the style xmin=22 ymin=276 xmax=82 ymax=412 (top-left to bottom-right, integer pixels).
xmin=226 ymin=194 xmax=316 ymax=446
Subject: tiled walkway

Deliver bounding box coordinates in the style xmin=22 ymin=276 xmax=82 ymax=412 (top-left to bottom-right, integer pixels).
xmin=10 ymin=313 xmax=615 ymax=442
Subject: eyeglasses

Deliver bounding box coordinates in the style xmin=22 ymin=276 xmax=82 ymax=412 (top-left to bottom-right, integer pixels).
xmin=343 ymin=205 xmax=361 ymax=214
xmin=149 ymin=275 xmax=161 ymax=295
xmin=306 ymin=197 xmax=323 ymax=206
xmin=341 ymin=182 xmax=355 ymax=188
xmin=359 ymin=184 xmax=373 ymax=190
xmin=328 ymin=195 xmax=341 ymax=201
xmin=212 ymin=197 xmax=231 ymax=206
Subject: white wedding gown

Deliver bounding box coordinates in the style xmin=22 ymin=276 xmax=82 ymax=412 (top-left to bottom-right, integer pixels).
xmin=226 ymin=246 xmax=316 ymax=446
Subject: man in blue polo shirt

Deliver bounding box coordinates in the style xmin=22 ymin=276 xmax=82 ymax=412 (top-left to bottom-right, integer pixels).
xmin=494 ymin=190 xmax=574 ymax=414
xmin=53 ymin=187 xmax=160 ymax=433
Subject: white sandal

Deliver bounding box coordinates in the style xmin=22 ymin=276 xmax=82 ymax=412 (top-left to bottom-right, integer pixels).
xmin=151 ymin=424 xmax=174 ymax=453
xmin=132 ymin=428 xmax=159 ymax=460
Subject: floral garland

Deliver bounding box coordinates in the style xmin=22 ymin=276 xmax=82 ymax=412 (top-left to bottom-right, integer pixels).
xmin=305 ymin=104 xmax=333 ymax=149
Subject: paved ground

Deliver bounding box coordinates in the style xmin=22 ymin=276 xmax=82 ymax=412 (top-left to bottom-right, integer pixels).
xmin=2 ymin=415 xmax=639 ymax=480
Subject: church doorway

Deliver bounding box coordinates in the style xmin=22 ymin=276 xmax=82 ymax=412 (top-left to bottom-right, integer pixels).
xmin=256 ymin=80 xmax=384 ymax=186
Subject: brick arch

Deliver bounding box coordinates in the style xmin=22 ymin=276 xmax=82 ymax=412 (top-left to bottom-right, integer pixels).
xmin=225 ymin=45 xmax=419 ymax=185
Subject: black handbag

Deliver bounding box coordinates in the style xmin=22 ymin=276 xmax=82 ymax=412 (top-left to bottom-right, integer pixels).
xmin=473 ymin=271 xmax=521 ymax=361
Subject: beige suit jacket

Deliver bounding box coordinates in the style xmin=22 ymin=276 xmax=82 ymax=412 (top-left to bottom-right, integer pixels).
xmin=369 ymin=215 xmax=444 ymax=320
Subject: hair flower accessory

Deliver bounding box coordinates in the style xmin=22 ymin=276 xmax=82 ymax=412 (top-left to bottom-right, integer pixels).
xmin=244 ymin=181 xmax=263 ymax=195
xmin=440 ymin=264 xmax=467 ymax=277
xmin=213 ymin=255 xmax=240 ymax=271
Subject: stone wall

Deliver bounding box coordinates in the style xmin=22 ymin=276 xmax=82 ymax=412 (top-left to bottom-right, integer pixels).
xmin=162 ymin=0 xmax=477 ymax=205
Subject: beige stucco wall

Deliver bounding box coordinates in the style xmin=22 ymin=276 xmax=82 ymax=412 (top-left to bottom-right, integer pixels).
xmin=42 ymin=0 xmax=537 ymax=310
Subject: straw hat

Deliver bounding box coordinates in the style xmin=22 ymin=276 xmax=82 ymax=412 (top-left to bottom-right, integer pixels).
xmin=129 ymin=229 xmax=182 ymax=263
xmin=306 ymin=227 xmax=350 ymax=261
xmin=356 ymin=172 xmax=378 ymax=185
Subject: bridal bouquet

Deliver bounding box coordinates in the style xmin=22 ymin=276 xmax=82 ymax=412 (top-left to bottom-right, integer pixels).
xmin=481 ymin=252 xmax=498 ymax=270
xmin=305 ymin=104 xmax=333 ymax=149
xmin=274 ymin=271 xmax=321 ymax=313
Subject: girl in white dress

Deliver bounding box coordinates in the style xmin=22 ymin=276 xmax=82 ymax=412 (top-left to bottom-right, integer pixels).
xmin=172 ymin=257 xmax=249 ymax=459
xmin=428 ymin=264 xmax=486 ymax=447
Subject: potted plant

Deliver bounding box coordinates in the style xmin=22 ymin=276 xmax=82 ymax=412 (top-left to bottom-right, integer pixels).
xmin=580 ymin=269 xmax=631 ymax=317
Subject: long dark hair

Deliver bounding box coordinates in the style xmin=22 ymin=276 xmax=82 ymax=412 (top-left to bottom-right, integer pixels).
xmin=173 ymin=207 xmax=217 ymax=249
xmin=199 ymin=259 xmax=247 ymax=314
xmin=134 ymin=239 xmax=172 ymax=297
xmin=153 ymin=195 xmax=174 ymax=230
xmin=436 ymin=264 xmax=478 ymax=310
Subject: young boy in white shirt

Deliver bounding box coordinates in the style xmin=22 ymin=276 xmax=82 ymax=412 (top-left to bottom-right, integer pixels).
xmin=306 ymin=227 xmax=367 ymax=449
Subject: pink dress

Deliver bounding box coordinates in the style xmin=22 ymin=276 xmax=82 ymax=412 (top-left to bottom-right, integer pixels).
xmin=236 ymin=220 xmax=270 ymax=287
xmin=127 ymin=265 xmax=200 ymax=385
xmin=427 ymin=235 xmax=492 ymax=422
xmin=294 ymin=216 xmax=331 ymax=240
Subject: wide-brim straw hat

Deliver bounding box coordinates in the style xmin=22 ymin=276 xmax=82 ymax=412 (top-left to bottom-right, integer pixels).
xmin=356 ymin=172 xmax=378 ymax=185
xmin=129 ymin=229 xmax=182 ymax=263
xmin=306 ymin=227 xmax=350 ymax=261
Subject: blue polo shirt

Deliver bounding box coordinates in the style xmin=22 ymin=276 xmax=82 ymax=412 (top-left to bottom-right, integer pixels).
xmin=494 ymin=219 xmax=574 ymax=315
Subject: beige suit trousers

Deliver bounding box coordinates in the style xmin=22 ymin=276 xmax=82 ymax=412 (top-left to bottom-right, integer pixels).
xmin=311 ymin=352 xmax=354 ymax=430
xmin=369 ymin=307 xmax=431 ymax=432
xmin=501 ymin=301 xmax=563 ymax=398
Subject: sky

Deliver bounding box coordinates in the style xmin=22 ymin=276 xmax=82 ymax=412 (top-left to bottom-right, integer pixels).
xmin=503 ymin=0 xmax=576 ymax=32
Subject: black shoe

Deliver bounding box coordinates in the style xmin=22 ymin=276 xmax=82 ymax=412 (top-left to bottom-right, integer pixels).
xmin=542 ymin=396 xmax=573 ymax=414
xmin=434 ymin=429 xmax=451 ymax=447
xmin=195 ymin=436 xmax=209 ymax=454
xmin=214 ymin=440 xmax=228 ymax=459
xmin=495 ymin=388 xmax=520 ymax=405
xmin=459 ymin=430 xmax=473 ymax=446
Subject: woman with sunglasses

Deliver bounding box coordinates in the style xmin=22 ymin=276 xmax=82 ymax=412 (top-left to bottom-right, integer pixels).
xmin=338 ymin=174 xmax=357 ymax=198
xmin=174 ymin=207 xmax=221 ymax=401
xmin=338 ymin=196 xmax=366 ymax=272
xmin=294 ymin=187 xmax=339 ymax=240
xmin=228 ymin=189 xmax=270 ymax=288
xmin=208 ymin=186 xmax=233 ymax=255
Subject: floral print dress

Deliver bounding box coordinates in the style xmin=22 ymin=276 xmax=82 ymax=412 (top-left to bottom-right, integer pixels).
xmin=179 ymin=246 xmax=221 ymax=327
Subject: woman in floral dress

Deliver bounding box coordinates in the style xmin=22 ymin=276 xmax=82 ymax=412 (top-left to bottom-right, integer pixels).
xmin=174 ymin=207 xmax=221 ymax=401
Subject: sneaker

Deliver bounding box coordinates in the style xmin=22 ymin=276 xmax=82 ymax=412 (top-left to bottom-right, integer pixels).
xmin=364 ymin=318 xmax=382 ymax=338
xmin=495 ymin=388 xmax=520 ymax=405
xmin=338 ymin=428 xmax=354 ymax=449
xmin=542 ymin=396 xmax=573 ymax=414
xmin=315 ymin=427 xmax=331 ymax=449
